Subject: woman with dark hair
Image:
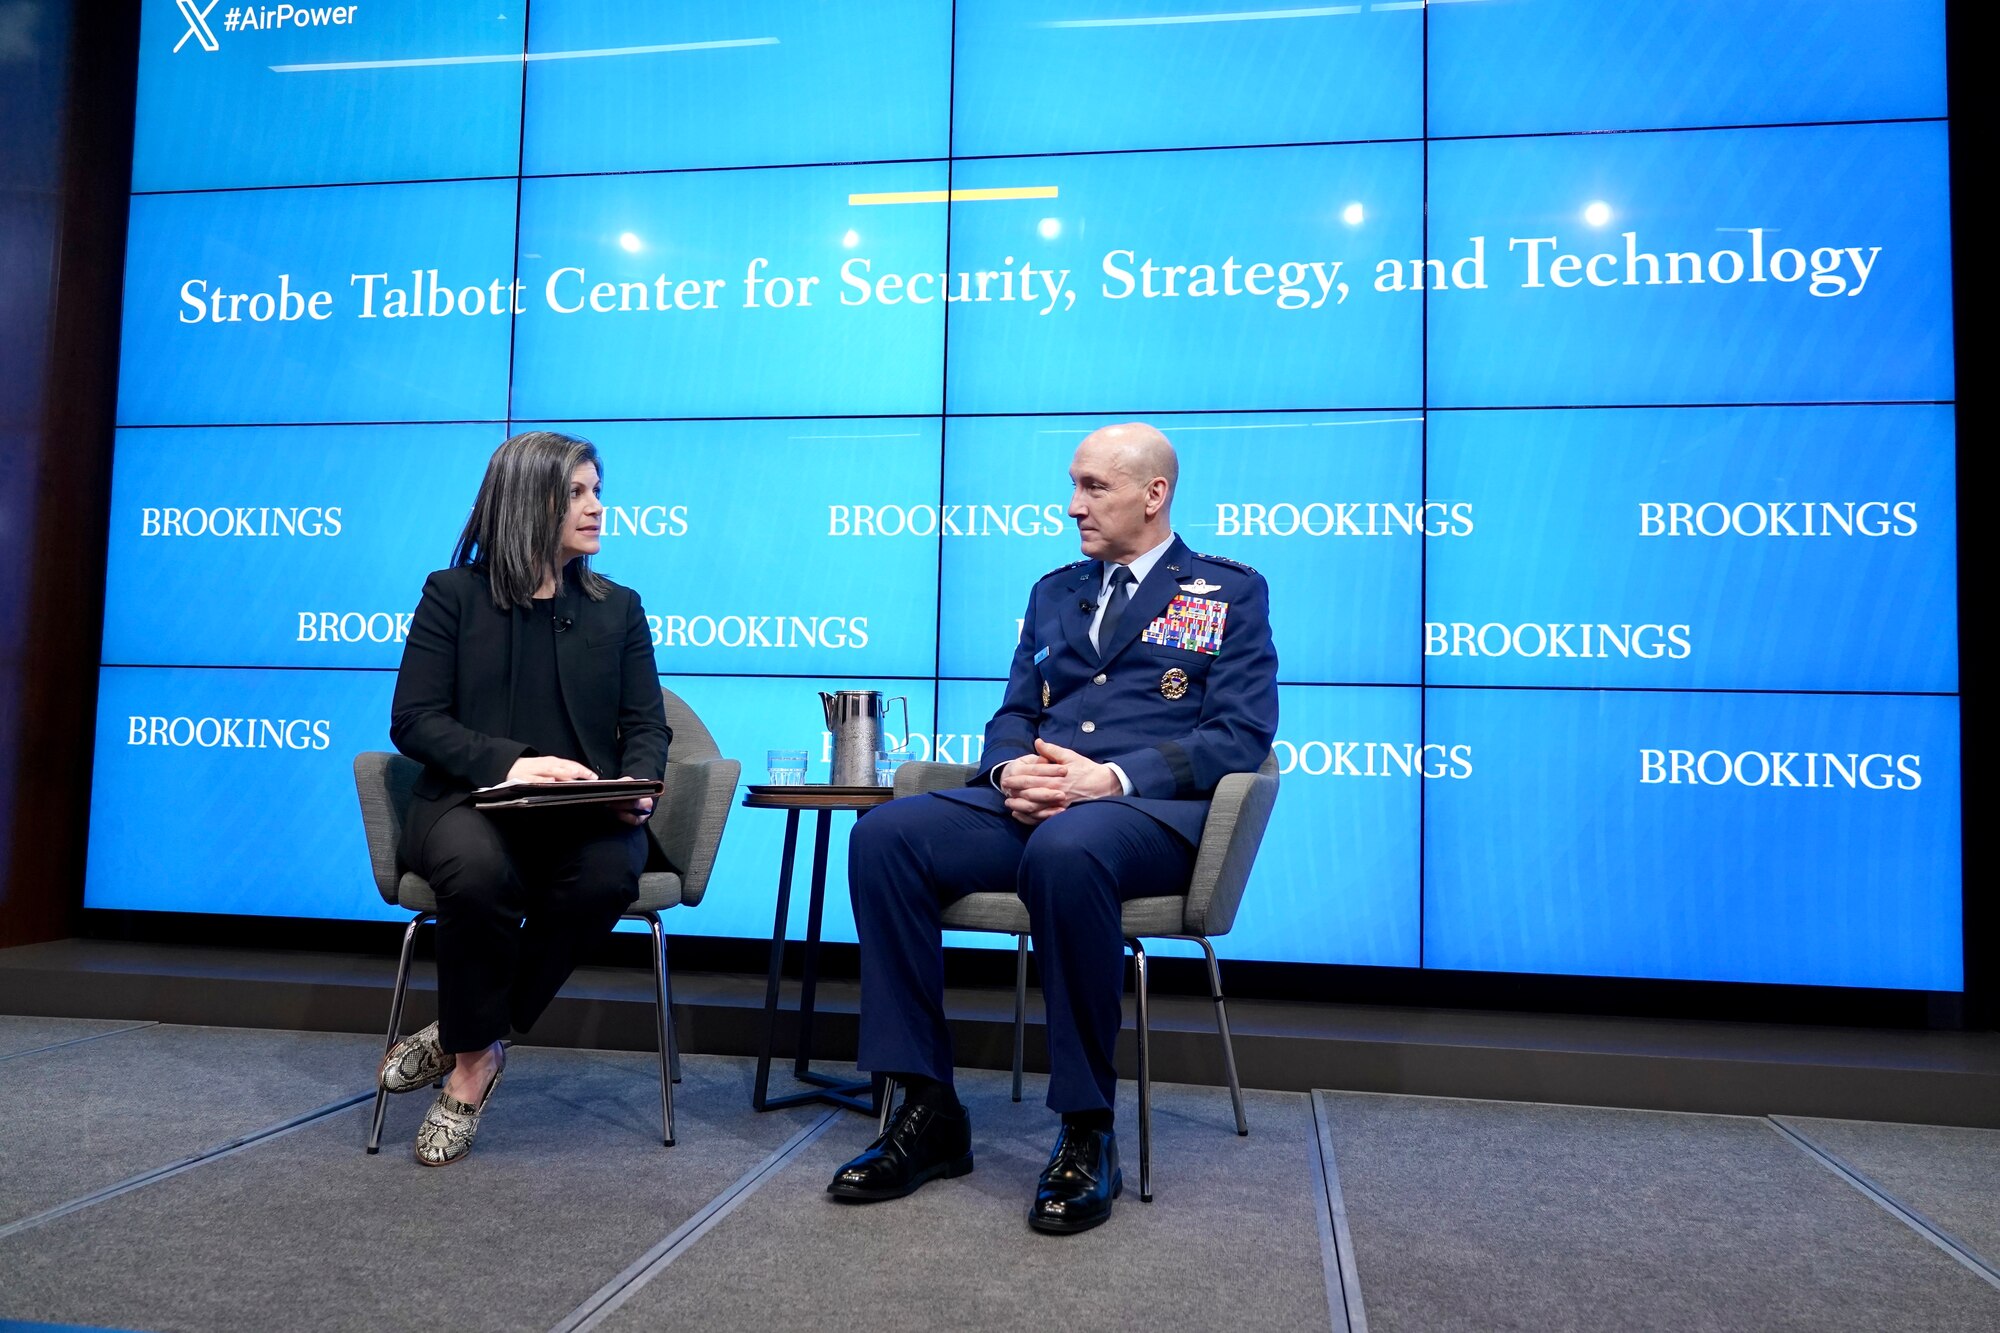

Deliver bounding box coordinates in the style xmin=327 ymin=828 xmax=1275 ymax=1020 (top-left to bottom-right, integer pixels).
xmin=382 ymin=430 xmax=670 ymax=1166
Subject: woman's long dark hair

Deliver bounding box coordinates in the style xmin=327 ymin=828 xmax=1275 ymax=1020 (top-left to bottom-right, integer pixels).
xmin=452 ymin=431 xmax=612 ymax=610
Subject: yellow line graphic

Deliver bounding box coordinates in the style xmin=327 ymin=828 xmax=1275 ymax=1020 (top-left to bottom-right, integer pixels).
xmin=848 ymin=186 xmax=1059 ymax=206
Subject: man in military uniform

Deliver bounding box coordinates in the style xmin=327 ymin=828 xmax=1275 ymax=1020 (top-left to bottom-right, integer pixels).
xmin=828 ymin=422 xmax=1279 ymax=1234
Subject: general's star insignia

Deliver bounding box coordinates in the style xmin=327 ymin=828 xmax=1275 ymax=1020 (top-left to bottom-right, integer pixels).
xmin=1179 ymin=578 xmax=1221 ymax=595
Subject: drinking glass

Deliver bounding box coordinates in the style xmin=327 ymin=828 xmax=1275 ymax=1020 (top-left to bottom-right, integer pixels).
xmin=874 ymin=747 xmax=913 ymax=788
xmin=767 ymin=749 xmax=808 ymax=786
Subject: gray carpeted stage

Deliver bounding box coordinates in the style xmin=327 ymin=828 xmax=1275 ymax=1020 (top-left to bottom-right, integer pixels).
xmin=0 ymin=1017 xmax=1995 ymax=1332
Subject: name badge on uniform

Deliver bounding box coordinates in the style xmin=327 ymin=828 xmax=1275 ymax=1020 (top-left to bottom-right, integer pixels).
xmin=1142 ymin=594 xmax=1229 ymax=656
xmin=1033 ymin=646 xmax=1050 ymax=665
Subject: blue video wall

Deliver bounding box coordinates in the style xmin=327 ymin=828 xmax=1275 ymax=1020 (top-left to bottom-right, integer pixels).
xmin=91 ymin=1 xmax=1960 ymax=991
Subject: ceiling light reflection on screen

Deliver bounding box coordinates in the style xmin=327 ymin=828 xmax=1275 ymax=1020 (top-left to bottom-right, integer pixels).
xmin=1038 ymin=217 xmax=1062 ymax=239
xmin=1342 ymin=202 xmax=1364 ymax=225
xmin=618 ymin=231 xmax=642 ymax=252
xmin=1583 ymin=201 xmax=1612 ymax=227
xmin=842 ymin=229 xmax=861 ymax=248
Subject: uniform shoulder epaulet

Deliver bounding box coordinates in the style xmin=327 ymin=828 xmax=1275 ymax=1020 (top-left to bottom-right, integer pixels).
xmin=1195 ymin=553 xmax=1258 ymax=575
xmin=1039 ymin=558 xmax=1092 ymax=581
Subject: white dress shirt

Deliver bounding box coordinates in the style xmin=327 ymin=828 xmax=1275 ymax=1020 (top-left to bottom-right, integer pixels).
xmin=996 ymin=531 xmax=1176 ymax=799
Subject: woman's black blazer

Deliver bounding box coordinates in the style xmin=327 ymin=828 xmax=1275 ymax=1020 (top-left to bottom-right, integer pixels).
xmin=389 ymin=565 xmax=672 ymax=864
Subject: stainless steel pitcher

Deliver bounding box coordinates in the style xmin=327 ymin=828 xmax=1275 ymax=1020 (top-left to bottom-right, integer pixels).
xmin=819 ymin=689 xmax=910 ymax=786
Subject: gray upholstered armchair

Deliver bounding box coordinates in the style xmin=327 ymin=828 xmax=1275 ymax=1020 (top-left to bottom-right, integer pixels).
xmin=352 ymin=686 xmax=740 ymax=1152
xmin=881 ymin=753 xmax=1280 ymax=1201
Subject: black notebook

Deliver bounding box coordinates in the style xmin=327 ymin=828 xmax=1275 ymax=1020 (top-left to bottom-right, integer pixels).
xmin=471 ymin=777 xmax=664 ymax=810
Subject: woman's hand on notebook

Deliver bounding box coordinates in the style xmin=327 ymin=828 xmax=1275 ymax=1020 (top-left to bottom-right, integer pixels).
xmin=503 ymin=756 xmax=599 ymax=784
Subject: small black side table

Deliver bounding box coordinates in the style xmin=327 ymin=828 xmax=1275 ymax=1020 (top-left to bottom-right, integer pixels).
xmin=742 ymin=783 xmax=895 ymax=1113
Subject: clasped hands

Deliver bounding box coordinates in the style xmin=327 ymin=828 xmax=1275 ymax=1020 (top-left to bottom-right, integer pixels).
xmin=504 ymin=756 xmax=655 ymax=826
xmin=998 ymin=739 xmax=1122 ymax=827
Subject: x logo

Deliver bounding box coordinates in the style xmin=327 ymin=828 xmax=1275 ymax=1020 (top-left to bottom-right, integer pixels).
xmin=173 ymin=0 xmax=220 ymax=53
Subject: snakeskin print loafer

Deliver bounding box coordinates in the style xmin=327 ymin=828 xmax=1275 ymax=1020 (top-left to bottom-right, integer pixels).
xmin=379 ymin=1021 xmax=456 ymax=1094
xmin=414 ymin=1046 xmax=505 ymax=1168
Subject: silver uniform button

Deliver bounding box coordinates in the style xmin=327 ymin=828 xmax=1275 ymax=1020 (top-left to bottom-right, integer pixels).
xmin=1092 ymin=674 xmax=1107 ymax=685
xmin=1081 ymin=721 xmax=1096 ymax=733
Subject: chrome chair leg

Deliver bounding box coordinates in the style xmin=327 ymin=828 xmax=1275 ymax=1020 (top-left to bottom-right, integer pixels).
xmin=644 ymin=912 xmax=676 ymax=1147
xmin=367 ymin=913 xmax=429 ymax=1154
xmin=660 ymin=925 xmax=682 ymax=1085
xmin=1130 ymin=938 xmax=1152 ymax=1203
xmin=878 ymin=1076 xmax=898 ymax=1136
xmin=1011 ymin=934 xmax=1028 ymax=1103
xmin=1185 ymin=934 xmax=1248 ymax=1137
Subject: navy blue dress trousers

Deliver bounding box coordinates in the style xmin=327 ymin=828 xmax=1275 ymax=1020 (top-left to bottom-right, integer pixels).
xmin=850 ymin=535 xmax=1280 ymax=1112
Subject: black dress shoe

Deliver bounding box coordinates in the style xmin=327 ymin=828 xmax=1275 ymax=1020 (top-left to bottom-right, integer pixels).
xmin=826 ymin=1100 xmax=974 ymax=1202
xmin=1029 ymin=1125 xmax=1122 ymax=1235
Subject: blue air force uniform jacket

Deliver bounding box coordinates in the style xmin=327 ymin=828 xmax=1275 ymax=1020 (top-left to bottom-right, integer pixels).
xmin=933 ymin=535 xmax=1279 ymax=844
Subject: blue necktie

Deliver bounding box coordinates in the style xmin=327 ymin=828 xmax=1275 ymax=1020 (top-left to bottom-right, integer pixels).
xmin=1096 ymin=564 xmax=1136 ymax=655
